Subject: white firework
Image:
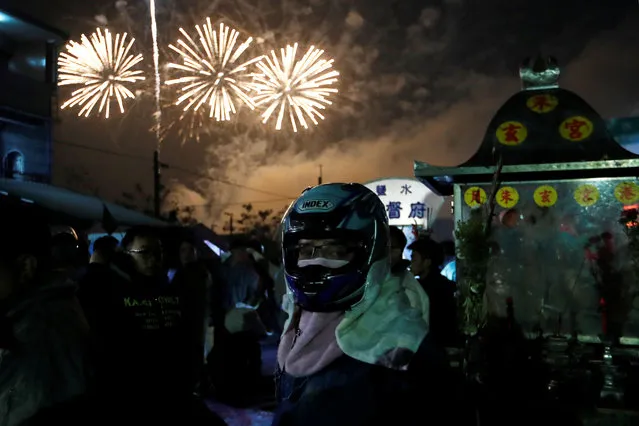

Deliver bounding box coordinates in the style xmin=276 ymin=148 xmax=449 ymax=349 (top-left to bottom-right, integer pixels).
xmin=166 ymin=20 xmax=263 ymax=122
xmin=58 ymin=28 xmax=145 ymax=118
xmin=250 ymin=43 xmax=339 ymax=132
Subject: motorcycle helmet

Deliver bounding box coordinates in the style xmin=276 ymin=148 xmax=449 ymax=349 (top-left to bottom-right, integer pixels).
xmin=282 ymin=183 xmax=389 ymax=312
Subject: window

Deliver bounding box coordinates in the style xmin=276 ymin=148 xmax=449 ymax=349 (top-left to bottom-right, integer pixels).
xmin=4 ymin=150 xmax=25 ymax=178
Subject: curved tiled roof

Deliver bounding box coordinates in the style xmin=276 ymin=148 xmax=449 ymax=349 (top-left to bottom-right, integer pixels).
xmin=414 ymin=55 xmax=639 ymax=195
xmin=462 ymin=87 xmax=636 ymax=167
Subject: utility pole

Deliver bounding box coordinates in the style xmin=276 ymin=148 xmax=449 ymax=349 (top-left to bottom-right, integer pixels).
xmin=224 ymin=212 xmax=234 ymax=234
xmin=318 ymin=164 xmax=323 ymax=185
xmin=153 ymin=150 xmax=165 ymax=218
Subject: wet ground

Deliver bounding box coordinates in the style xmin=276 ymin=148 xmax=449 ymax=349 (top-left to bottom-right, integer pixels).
xmin=206 ymin=401 xmax=274 ymax=426
xmin=206 ymin=338 xmax=278 ymax=426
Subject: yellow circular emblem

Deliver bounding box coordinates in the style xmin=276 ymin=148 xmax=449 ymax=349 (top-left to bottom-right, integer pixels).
xmin=559 ymin=116 xmax=593 ymax=142
xmin=495 ymin=186 xmax=519 ymax=209
xmin=533 ymin=185 xmax=558 ymax=207
xmin=614 ymin=181 xmax=639 ymax=205
xmin=496 ymin=121 xmax=527 ymax=146
xmin=464 ymin=187 xmax=487 ymax=208
xmin=573 ymin=184 xmax=599 ymax=207
xmin=526 ymin=94 xmax=558 ymax=114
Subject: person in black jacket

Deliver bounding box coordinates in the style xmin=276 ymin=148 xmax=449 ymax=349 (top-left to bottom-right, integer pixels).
xmin=408 ymin=237 xmax=459 ymax=347
xmin=389 ymin=226 xmax=410 ymax=276
xmin=170 ymin=233 xmax=213 ymax=394
xmin=77 ymin=236 xmax=119 ymax=309
xmin=78 ymin=226 xmax=226 ymax=425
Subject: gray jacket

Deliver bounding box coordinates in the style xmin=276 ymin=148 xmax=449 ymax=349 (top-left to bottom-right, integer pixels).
xmin=0 ymin=278 xmax=91 ymax=426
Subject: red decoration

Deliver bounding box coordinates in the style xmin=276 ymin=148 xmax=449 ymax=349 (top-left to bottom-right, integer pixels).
xmin=599 ymin=297 xmax=607 ymax=335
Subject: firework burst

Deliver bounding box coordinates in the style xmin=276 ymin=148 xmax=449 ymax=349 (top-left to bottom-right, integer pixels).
xmin=250 ymin=43 xmax=339 ymax=132
xmin=58 ymin=28 xmax=145 ymax=118
xmin=166 ymin=20 xmax=263 ymax=122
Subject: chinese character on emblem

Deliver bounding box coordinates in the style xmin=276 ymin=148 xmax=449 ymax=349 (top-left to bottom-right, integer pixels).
xmin=573 ymin=184 xmax=599 ymax=207
xmin=614 ymin=182 xmax=639 ymax=205
xmin=408 ymin=202 xmax=426 ymax=219
xmin=526 ymin=94 xmax=558 ymax=114
xmin=464 ymin=187 xmax=487 ymax=208
xmin=496 ymin=121 xmax=527 ymax=146
xmin=400 ymin=184 xmax=412 ymax=195
xmin=375 ymin=185 xmax=387 ymax=196
xmin=559 ymin=116 xmax=593 ymax=142
xmin=533 ymin=185 xmax=558 ymax=207
xmin=495 ymin=186 xmax=519 ymax=209
xmin=386 ymin=201 xmax=402 ymax=219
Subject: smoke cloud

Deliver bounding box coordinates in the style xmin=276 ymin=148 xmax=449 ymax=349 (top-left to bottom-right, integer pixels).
xmin=166 ymin=2 xmax=639 ymax=228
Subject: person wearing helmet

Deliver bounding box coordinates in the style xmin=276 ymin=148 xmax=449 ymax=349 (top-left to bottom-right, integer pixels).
xmin=274 ymin=183 xmax=441 ymax=426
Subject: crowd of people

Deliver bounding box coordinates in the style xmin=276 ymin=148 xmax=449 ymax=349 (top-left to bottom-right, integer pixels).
xmin=0 ymin=183 xmax=462 ymax=426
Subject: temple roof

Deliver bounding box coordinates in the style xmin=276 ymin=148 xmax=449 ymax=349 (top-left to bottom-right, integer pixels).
xmin=415 ymin=55 xmax=639 ymax=195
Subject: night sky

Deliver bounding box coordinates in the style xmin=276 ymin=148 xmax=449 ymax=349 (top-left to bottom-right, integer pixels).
xmin=4 ymin=0 xmax=639 ymax=228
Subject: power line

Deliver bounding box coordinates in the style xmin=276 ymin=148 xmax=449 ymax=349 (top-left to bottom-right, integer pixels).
xmin=228 ymin=198 xmax=293 ymax=206
xmin=55 ymin=140 xmax=149 ymax=162
xmin=182 ymin=197 xmax=294 ymax=208
xmin=166 ymin=165 xmax=292 ymax=198
xmin=54 ymin=139 xmax=296 ymax=199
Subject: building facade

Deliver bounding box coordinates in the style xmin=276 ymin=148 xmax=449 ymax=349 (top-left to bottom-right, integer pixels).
xmin=0 ymin=8 xmax=66 ymax=183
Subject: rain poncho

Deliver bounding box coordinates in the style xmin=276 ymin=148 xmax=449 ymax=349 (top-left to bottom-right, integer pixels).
xmin=282 ymin=260 xmax=430 ymax=370
xmin=0 ymin=278 xmax=91 ymax=426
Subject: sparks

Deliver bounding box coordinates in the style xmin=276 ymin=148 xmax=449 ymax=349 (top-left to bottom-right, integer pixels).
xmin=250 ymin=43 xmax=339 ymax=132
xmin=58 ymin=28 xmax=145 ymax=118
xmin=166 ymin=20 xmax=262 ymax=122
xmin=149 ymin=0 xmax=162 ymax=147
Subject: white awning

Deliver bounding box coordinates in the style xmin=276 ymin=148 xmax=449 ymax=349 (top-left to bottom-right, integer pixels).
xmin=0 ymin=178 xmax=165 ymax=228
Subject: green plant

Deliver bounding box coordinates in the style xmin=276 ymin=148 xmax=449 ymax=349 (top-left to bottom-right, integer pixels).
xmin=236 ymin=203 xmax=286 ymax=238
xmin=455 ymin=208 xmax=491 ymax=335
